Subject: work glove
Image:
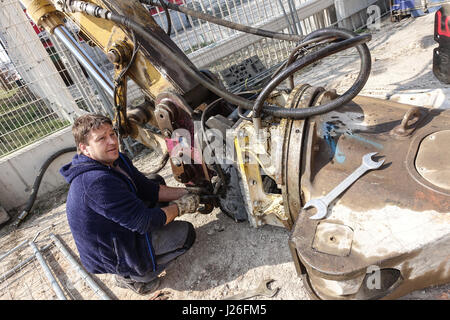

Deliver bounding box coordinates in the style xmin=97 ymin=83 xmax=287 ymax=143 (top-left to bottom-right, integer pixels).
xmin=171 ymin=193 xmax=200 ymax=216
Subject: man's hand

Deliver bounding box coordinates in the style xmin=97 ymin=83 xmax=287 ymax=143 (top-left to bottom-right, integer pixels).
xmin=171 ymin=193 xmax=200 ymax=216
xmin=185 ymin=186 xmax=211 ymax=195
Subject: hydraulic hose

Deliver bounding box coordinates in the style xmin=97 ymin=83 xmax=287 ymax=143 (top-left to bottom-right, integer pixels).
xmin=252 ymin=28 xmax=372 ymax=128
xmin=63 ymin=1 xmax=371 ymax=121
xmin=14 ymin=147 xmax=77 ymax=228
xmin=158 ymin=0 xmax=172 ymax=35
xmin=63 ymin=1 xmax=254 ymax=109
xmin=140 ymin=0 xmax=303 ymax=42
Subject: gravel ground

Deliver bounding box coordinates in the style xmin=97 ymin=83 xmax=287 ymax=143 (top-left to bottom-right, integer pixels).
xmin=0 ymin=13 xmax=449 ymax=301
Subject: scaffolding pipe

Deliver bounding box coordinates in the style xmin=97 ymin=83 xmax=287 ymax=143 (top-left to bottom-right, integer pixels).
xmin=49 ymin=234 xmax=111 ymax=300
xmin=29 ymin=241 xmax=67 ymax=300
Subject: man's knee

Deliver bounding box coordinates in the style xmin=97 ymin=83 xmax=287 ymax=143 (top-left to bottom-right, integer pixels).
xmin=147 ymin=174 xmax=166 ymax=186
xmin=183 ymin=221 xmax=196 ymax=251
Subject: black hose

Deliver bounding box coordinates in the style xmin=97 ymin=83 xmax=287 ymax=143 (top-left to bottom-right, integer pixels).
xmin=109 ymin=14 xmax=371 ymax=121
xmin=106 ymin=12 xmax=254 ymax=110
xmin=14 ymin=147 xmax=77 ymax=228
xmin=140 ymin=0 xmax=303 ymax=42
xmin=252 ymin=28 xmax=372 ymax=121
xmin=158 ymin=0 xmax=172 ymax=36
xmin=67 ymin=2 xmax=371 ymax=121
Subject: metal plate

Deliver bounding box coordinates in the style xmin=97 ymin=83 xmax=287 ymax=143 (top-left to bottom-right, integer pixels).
xmin=312 ymin=222 xmax=354 ymax=257
xmin=415 ymin=130 xmax=450 ymax=191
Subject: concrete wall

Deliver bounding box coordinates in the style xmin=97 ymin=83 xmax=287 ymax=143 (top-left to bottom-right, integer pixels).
xmin=0 ymin=127 xmax=76 ymax=211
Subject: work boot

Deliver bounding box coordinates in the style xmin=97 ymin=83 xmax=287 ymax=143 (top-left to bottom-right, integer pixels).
xmin=114 ymin=274 xmax=161 ymax=295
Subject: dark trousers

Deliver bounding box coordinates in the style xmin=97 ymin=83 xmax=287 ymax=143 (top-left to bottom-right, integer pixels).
xmin=130 ymin=174 xmax=196 ymax=283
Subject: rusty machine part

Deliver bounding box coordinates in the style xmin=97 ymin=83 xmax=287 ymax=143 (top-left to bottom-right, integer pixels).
xmin=288 ymin=95 xmax=450 ymax=300
xmin=21 ymin=0 xmax=450 ymax=299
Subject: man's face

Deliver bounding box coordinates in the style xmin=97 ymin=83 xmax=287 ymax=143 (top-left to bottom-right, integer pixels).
xmin=79 ymin=123 xmax=119 ymax=166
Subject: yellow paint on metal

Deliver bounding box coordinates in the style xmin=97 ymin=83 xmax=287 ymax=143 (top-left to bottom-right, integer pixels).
xmin=62 ymin=3 xmax=173 ymax=99
xmin=21 ymin=0 xmax=64 ymax=33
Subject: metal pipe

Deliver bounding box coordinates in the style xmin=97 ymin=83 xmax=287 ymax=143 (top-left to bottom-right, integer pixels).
xmin=277 ymin=0 xmax=296 ymax=35
xmin=49 ymin=234 xmax=111 ymax=300
xmin=0 ymin=223 xmax=60 ymax=262
xmin=29 ymin=241 xmax=67 ymax=300
xmin=53 ymin=26 xmax=114 ymax=98
xmin=0 ymin=240 xmax=28 ymax=262
xmin=287 ymin=0 xmax=300 ymax=35
xmin=0 ymin=244 xmax=52 ymax=284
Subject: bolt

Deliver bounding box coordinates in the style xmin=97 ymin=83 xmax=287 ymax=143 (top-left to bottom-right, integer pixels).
xmin=106 ymin=50 xmax=120 ymax=63
xmin=162 ymin=129 xmax=172 ymax=137
xmin=250 ymin=179 xmax=257 ymax=185
xmin=429 ymin=135 xmax=435 ymax=140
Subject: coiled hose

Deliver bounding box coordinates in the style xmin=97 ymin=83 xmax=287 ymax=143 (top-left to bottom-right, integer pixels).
xmin=64 ymin=1 xmax=371 ymax=124
xmin=14 ymin=147 xmax=77 ymax=228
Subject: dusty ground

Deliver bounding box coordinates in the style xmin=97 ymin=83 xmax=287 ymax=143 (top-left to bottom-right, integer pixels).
xmin=0 ymin=13 xmax=449 ymax=300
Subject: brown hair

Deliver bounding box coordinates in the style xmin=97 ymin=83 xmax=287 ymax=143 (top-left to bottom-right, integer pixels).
xmin=72 ymin=114 xmax=112 ymax=152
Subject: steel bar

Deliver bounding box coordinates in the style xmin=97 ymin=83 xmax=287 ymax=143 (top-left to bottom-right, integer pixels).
xmin=53 ymin=26 xmax=114 ymax=98
xmin=0 ymin=223 xmax=59 ymax=262
xmin=0 ymin=240 xmax=28 ymax=262
xmin=29 ymin=241 xmax=67 ymax=300
xmin=49 ymin=234 xmax=111 ymax=300
xmin=0 ymin=244 xmax=52 ymax=284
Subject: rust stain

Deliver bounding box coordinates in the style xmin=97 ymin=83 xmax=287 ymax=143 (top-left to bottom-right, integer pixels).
xmin=414 ymin=190 xmax=450 ymax=211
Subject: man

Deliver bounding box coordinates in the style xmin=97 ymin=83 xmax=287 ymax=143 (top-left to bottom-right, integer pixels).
xmin=60 ymin=113 xmax=200 ymax=295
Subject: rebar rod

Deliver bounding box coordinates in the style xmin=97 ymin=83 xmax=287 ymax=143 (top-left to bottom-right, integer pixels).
xmin=49 ymin=234 xmax=111 ymax=300
xmin=0 ymin=240 xmax=28 ymax=262
xmin=29 ymin=241 xmax=67 ymax=300
xmin=0 ymin=244 xmax=52 ymax=284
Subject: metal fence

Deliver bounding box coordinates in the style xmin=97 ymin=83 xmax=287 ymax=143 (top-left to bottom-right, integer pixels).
xmin=149 ymin=0 xmax=336 ymax=88
xmin=150 ymin=0 xmax=390 ymax=90
xmin=0 ymin=0 xmax=391 ymax=157
xmin=0 ymin=0 xmax=99 ymax=157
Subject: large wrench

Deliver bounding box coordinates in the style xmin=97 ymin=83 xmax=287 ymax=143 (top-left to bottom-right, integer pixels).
xmin=305 ymin=152 xmax=385 ymax=220
xmin=223 ymin=279 xmax=279 ymax=300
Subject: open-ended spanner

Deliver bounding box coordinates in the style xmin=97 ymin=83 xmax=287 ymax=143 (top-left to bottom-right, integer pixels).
xmin=304 ymin=152 xmax=385 ymax=220
xmin=223 ymin=279 xmax=279 ymax=300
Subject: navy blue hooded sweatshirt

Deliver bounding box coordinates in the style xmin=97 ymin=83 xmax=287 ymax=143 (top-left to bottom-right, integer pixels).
xmin=60 ymin=152 xmax=166 ymax=277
